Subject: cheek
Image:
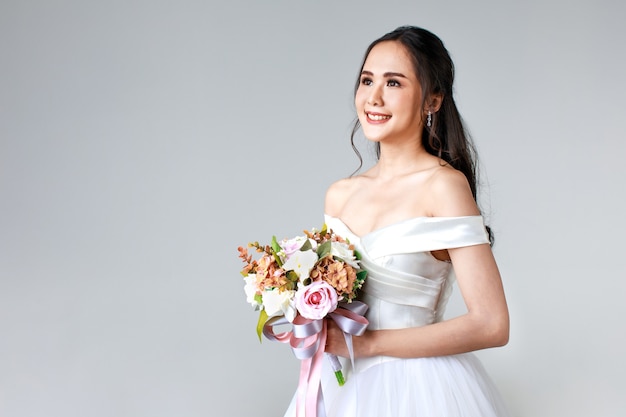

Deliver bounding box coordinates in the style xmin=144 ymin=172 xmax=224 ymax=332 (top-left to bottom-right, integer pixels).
xmin=354 ymin=88 xmax=366 ymax=110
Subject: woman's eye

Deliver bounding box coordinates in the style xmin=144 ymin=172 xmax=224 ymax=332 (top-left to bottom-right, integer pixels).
xmin=361 ymin=77 xmax=372 ymax=86
xmin=387 ymin=79 xmax=401 ymax=87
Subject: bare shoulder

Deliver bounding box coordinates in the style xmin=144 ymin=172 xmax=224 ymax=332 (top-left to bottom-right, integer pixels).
xmin=324 ymin=176 xmax=361 ymax=216
xmin=426 ymin=165 xmax=480 ymax=217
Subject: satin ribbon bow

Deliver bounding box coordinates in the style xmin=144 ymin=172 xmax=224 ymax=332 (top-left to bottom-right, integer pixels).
xmin=263 ymin=301 xmax=369 ymax=417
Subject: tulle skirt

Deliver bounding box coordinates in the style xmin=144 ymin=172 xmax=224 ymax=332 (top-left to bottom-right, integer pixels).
xmin=283 ymin=353 xmax=511 ymax=417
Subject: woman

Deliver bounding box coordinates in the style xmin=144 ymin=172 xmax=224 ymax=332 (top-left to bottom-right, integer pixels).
xmin=284 ymin=26 xmax=511 ymax=416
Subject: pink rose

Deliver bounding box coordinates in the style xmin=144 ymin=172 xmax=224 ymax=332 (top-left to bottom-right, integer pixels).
xmin=295 ymin=281 xmax=338 ymax=320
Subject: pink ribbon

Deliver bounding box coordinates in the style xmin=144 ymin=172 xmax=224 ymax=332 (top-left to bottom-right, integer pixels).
xmin=263 ymin=301 xmax=369 ymax=417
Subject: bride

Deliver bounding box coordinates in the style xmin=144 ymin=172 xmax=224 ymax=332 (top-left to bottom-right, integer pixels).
xmin=284 ymin=25 xmax=511 ymax=417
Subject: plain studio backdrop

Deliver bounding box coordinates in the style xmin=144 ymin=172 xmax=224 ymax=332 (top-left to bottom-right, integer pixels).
xmin=1 ymin=1 xmax=625 ymax=416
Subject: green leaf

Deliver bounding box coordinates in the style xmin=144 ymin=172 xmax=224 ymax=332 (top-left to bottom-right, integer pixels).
xmin=254 ymin=293 xmax=263 ymax=305
xmin=356 ymin=270 xmax=368 ymax=288
xmin=317 ymin=241 xmax=332 ymax=259
xmin=271 ymin=236 xmax=281 ymax=253
xmin=256 ymin=309 xmax=269 ymax=342
xmin=270 ymin=236 xmax=283 ymax=266
xmin=299 ymin=239 xmax=313 ymax=252
xmin=357 ymin=270 xmax=368 ymax=282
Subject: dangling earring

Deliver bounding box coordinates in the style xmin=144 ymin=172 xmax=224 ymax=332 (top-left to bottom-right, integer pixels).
xmin=427 ymin=111 xmax=432 ymax=128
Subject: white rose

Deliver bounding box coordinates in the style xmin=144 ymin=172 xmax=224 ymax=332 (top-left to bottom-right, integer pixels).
xmin=330 ymin=241 xmax=360 ymax=269
xmin=243 ymin=274 xmax=261 ymax=307
xmin=262 ymin=288 xmax=296 ymax=321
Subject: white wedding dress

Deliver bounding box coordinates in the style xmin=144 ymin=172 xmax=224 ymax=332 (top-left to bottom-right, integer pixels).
xmin=283 ymin=215 xmax=511 ymax=417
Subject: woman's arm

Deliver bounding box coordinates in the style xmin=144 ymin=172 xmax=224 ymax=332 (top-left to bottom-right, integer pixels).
xmin=326 ymin=243 xmax=509 ymax=358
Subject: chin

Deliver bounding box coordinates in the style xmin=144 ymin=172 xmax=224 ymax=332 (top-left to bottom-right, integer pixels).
xmin=362 ymin=130 xmax=387 ymax=143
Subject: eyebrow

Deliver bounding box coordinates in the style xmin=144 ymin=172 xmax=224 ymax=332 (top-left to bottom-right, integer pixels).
xmin=361 ymin=70 xmax=408 ymax=79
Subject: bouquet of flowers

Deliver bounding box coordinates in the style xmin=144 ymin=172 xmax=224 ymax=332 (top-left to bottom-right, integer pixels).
xmin=238 ymin=223 xmax=368 ymax=391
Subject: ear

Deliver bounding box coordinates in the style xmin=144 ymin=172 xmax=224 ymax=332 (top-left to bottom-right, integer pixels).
xmin=427 ymin=93 xmax=444 ymax=113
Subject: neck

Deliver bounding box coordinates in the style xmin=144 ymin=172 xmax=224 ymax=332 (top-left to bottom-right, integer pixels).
xmin=372 ymin=141 xmax=435 ymax=178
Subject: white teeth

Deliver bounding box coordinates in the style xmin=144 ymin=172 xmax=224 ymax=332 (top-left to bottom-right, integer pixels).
xmin=367 ymin=113 xmax=390 ymax=121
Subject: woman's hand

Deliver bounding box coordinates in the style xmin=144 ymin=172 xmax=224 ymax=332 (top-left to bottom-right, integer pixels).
xmin=325 ymin=319 xmax=372 ymax=358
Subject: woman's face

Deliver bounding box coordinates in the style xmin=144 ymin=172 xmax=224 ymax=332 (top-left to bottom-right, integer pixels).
xmin=355 ymin=41 xmax=425 ymax=144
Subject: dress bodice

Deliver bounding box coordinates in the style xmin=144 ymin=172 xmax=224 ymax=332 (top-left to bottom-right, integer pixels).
xmin=324 ymin=214 xmax=490 ymax=371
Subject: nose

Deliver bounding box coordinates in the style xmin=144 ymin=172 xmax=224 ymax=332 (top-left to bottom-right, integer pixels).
xmin=366 ymin=85 xmax=383 ymax=106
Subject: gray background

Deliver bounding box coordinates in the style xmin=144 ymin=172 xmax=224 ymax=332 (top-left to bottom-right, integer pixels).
xmin=1 ymin=0 xmax=625 ymax=416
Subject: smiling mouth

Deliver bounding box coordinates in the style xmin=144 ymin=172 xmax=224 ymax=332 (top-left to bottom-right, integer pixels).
xmin=366 ymin=112 xmax=391 ymax=121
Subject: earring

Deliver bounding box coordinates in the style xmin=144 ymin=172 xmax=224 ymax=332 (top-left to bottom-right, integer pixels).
xmin=427 ymin=111 xmax=432 ymax=127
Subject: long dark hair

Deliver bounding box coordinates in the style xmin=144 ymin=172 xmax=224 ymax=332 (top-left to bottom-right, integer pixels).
xmin=350 ymin=26 xmax=492 ymax=242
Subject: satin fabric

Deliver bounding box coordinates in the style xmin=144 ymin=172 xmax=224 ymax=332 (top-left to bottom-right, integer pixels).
xmin=283 ymin=215 xmax=510 ymax=417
